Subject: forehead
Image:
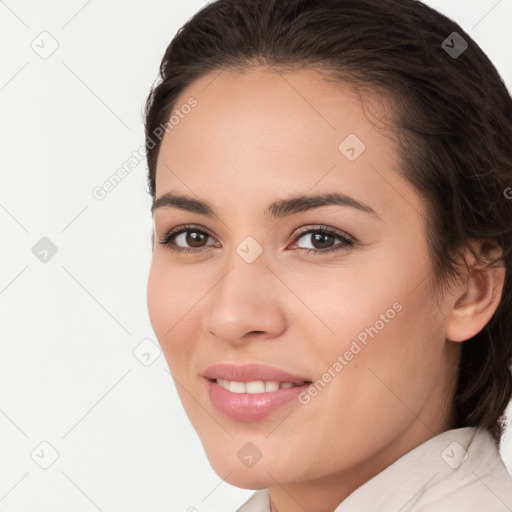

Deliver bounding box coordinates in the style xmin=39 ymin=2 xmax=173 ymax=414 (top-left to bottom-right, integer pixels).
xmin=155 ymin=66 xmax=425 ymax=223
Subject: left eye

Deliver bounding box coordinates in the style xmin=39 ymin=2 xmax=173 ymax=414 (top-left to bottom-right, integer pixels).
xmin=290 ymin=227 xmax=354 ymax=255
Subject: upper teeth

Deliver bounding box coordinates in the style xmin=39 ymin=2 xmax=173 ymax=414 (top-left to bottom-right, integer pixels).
xmin=216 ymin=379 xmax=297 ymax=393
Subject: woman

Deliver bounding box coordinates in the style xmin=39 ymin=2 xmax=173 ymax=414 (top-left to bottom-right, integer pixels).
xmin=145 ymin=0 xmax=512 ymax=510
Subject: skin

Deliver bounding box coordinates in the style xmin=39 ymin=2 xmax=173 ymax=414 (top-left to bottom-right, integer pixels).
xmin=146 ymin=66 xmax=505 ymax=512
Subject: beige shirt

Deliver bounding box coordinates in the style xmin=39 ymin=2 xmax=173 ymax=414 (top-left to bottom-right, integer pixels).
xmin=236 ymin=427 xmax=512 ymax=511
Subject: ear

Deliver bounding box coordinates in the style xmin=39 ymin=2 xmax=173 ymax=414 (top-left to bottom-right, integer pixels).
xmin=445 ymin=240 xmax=505 ymax=343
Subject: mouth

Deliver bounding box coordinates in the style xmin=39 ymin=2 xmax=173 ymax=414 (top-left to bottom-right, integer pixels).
xmin=202 ymin=362 xmax=311 ymax=385
xmin=202 ymin=363 xmax=313 ymax=421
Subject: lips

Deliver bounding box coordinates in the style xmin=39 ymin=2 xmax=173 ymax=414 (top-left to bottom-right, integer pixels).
xmin=203 ymin=363 xmax=311 ymax=384
xmin=203 ymin=363 xmax=313 ymax=421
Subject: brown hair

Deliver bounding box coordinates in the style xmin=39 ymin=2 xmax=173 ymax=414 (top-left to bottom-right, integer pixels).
xmin=144 ymin=0 xmax=512 ymax=446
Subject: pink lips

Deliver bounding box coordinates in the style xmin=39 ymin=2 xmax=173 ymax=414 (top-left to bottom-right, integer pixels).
xmin=203 ymin=363 xmax=312 ymax=421
xmin=203 ymin=363 xmax=310 ymax=383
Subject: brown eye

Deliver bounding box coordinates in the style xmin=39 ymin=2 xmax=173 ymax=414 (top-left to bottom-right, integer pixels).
xmin=291 ymin=226 xmax=354 ymax=255
xmin=301 ymin=231 xmax=336 ymax=250
xmin=159 ymin=225 xmax=216 ymax=253
xmin=181 ymin=230 xmax=208 ymax=248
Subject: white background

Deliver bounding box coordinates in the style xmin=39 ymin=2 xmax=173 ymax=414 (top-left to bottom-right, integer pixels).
xmin=1 ymin=1 xmax=512 ymax=511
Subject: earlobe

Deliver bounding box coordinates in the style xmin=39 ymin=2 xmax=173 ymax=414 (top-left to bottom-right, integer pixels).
xmin=445 ymin=241 xmax=505 ymax=343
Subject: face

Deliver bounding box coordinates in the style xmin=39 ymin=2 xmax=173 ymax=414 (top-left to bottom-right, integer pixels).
xmin=146 ymin=67 xmax=460 ymax=492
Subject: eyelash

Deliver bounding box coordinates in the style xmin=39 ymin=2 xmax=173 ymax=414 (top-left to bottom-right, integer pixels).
xmin=158 ymin=224 xmax=355 ymax=256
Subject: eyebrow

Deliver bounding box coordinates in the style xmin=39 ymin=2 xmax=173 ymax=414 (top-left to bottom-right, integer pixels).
xmin=151 ymin=190 xmax=378 ymax=218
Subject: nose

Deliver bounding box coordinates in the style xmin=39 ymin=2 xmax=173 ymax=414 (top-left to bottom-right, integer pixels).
xmin=201 ymin=249 xmax=287 ymax=346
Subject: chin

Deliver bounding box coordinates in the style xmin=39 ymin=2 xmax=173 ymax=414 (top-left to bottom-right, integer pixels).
xmin=218 ymin=466 xmax=274 ymax=490
xmin=203 ymin=446 xmax=278 ymax=489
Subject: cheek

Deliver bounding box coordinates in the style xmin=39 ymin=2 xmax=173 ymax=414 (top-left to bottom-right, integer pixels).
xmin=146 ymin=258 xmax=198 ymax=366
xmin=283 ymin=255 xmax=406 ymax=351
xmin=301 ymin=245 xmax=440 ymax=413
xmin=286 ymin=298 xmax=441 ymax=475
xmin=323 ymin=286 xmax=441 ymax=430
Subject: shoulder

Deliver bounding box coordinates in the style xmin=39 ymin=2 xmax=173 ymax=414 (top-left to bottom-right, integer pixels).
xmin=412 ymin=427 xmax=512 ymax=511
xmin=335 ymin=427 xmax=512 ymax=512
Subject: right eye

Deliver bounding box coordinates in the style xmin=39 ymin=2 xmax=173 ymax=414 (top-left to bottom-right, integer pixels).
xmin=158 ymin=224 xmax=218 ymax=253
